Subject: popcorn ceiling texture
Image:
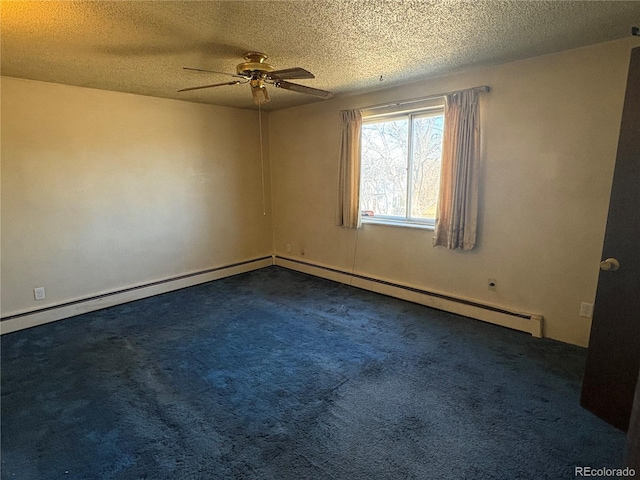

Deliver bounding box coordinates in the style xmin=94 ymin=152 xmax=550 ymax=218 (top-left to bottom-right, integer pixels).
xmin=2 ymin=1 xmax=639 ymax=110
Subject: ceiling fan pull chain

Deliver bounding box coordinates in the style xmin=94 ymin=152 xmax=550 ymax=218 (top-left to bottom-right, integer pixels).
xmin=258 ymin=100 xmax=266 ymax=217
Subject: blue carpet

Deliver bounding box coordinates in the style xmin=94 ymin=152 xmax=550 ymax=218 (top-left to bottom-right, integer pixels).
xmin=1 ymin=267 xmax=625 ymax=479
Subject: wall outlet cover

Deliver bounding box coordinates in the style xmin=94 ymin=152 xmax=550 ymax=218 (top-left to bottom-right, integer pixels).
xmin=579 ymin=302 xmax=594 ymax=318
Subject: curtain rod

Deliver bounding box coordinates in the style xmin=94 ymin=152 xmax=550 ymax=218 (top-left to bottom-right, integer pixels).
xmin=342 ymin=85 xmax=490 ymax=113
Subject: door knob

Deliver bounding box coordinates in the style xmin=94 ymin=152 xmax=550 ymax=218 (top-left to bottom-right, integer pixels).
xmin=600 ymin=258 xmax=620 ymax=271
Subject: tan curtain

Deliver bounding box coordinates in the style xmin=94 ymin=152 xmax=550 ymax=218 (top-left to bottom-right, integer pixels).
xmin=336 ymin=109 xmax=363 ymax=228
xmin=433 ymin=89 xmax=482 ymax=250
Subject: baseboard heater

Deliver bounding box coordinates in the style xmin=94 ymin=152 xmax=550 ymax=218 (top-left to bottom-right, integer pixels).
xmin=274 ymin=256 xmax=543 ymax=338
xmin=1 ymin=256 xmax=274 ymax=335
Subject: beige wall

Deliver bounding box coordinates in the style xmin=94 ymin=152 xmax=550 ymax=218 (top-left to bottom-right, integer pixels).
xmin=1 ymin=77 xmax=272 ymax=316
xmin=270 ymin=38 xmax=639 ymax=347
xmin=3 ymin=37 xmax=637 ymax=346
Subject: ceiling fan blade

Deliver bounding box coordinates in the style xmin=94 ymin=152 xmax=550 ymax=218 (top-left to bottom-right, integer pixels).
xmin=274 ymin=81 xmax=333 ymax=98
xmin=182 ymin=67 xmax=247 ymax=79
xmin=267 ymin=67 xmax=315 ymax=80
xmin=177 ymin=80 xmax=244 ymax=93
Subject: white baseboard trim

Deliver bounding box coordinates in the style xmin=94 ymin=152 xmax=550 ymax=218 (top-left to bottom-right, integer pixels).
xmin=1 ymin=256 xmax=274 ymax=335
xmin=275 ymin=256 xmax=544 ymax=338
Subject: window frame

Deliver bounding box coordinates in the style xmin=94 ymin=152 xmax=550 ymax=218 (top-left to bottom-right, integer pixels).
xmin=359 ymin=101 xmax=445 ymax=229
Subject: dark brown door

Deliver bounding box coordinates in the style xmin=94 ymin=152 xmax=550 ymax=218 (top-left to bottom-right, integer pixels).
xmin=581 ymin=46 xmax=640 ymax=432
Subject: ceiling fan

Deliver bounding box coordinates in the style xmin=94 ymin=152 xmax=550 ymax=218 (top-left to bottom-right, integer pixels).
xmin=178 ymin=52 xmax=333 ymax=105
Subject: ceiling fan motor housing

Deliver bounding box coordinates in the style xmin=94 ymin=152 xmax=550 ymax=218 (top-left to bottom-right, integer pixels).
xmin=236 ymin=52 xmax=274 ymax=78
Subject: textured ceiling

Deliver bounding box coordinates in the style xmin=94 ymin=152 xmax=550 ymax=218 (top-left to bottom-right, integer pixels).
xmin=2 ymin=1 xmax=639 ymax=111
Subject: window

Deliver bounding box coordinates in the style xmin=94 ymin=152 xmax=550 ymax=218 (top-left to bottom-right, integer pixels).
xmin=359 ymin=105 xmax=444 ymax=227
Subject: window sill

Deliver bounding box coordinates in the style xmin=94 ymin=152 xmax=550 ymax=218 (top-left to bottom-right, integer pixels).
xmin=361 ymin=218 xmax=435 ymax=231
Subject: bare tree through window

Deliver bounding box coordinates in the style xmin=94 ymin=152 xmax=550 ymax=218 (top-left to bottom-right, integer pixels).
xmin=360 ymin=110 xmax=444 ymax=223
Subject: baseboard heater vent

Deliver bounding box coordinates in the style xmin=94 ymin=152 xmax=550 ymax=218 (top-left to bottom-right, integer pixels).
xmin=1 ymin=256 xmax=274 ymax=335
xmin=275 ymin=256 xmax=543 ymax=338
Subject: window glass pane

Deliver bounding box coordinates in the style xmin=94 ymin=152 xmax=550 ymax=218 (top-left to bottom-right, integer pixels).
xmin=360 ymin=119 xmax=408 ymax=218
xmin=411 ymin=114 xmax=443 ymax=219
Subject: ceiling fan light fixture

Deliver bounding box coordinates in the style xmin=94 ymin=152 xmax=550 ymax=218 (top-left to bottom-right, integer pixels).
xmin=251 ymin=84 xmax=270 ymax=105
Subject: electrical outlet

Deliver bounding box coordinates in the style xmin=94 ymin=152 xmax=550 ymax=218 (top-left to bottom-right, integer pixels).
xmin=286 ymin=243 xmax=291 ymax=253
xmin=579 ymin=302 xmax=594 ymax=318
xmin=488 ymin=279 xmax=497 ymax=291
xmin=34 ymin=287 xmax=46 ymax=301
